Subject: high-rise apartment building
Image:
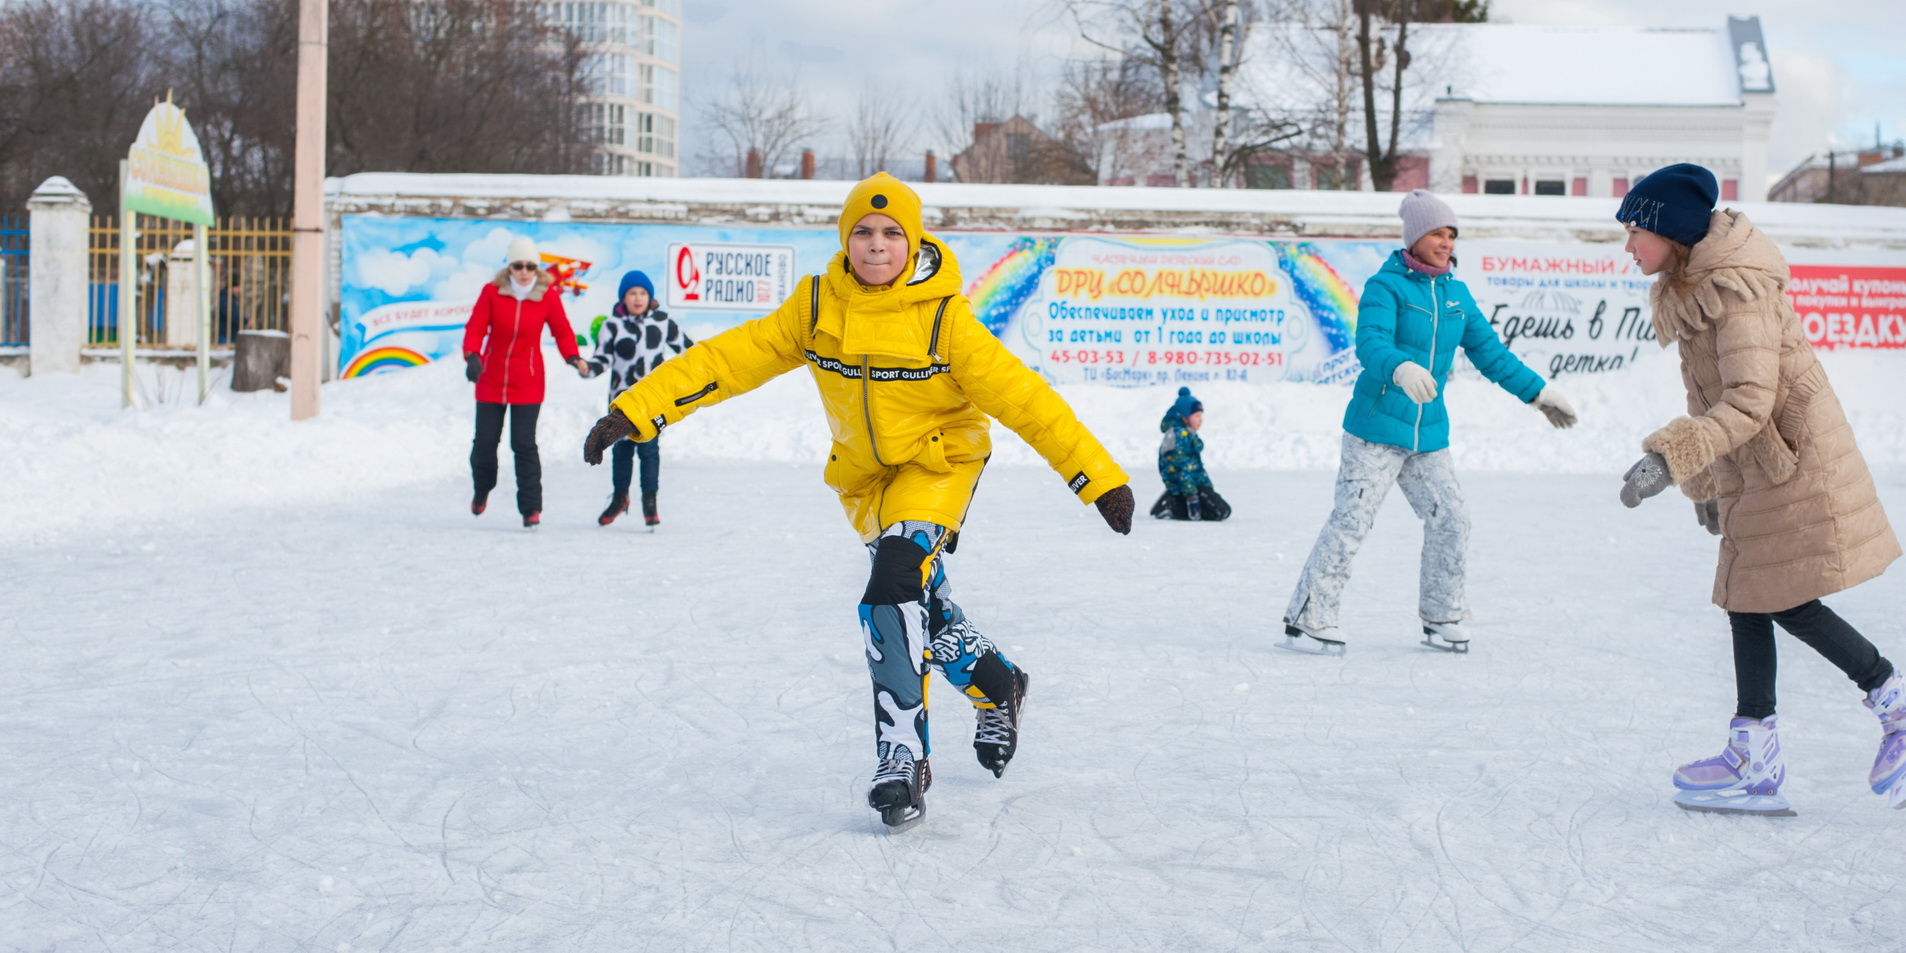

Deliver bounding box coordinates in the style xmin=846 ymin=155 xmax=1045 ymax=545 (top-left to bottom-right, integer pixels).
xmin=547 ymin=0 xmax=681 ymax=177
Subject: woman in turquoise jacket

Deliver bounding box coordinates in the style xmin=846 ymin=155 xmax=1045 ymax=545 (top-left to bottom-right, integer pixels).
xmin=1282 ymin=190 xmax=1578 ymax=653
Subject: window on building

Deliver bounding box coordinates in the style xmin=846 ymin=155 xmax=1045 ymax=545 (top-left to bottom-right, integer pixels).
xmin=1571 ymin=177 xmax=1587 ymax=196
xmin=641 ymin=15 xmax=678 ymax=62
xmin=1461 ymin=175 xmax=1478 ymax=194
xmin=636 ymin=112 xmax=676 ymax=160
xmin=638 ymin=64 xmax=679 ymax=112
xmin=1483 ymin=179 xmax=1515 ymax=195
xmin=1534 ymin=180 xmax=1566 ymax=196
xmin=1722 ymin=179 xmax=1739 ymax=201
xmin=550 ymin=2 xmax=635 ymax=45
xmin=586 ymin=52 xmax=633 ymax=97
xmin=1243 ymin=162 xmax=1292 ymax=190
xmin=1613 ymin=177 xmax=1629 ymax=197
xmin=639 ymin=0 xmax=680 ymax=17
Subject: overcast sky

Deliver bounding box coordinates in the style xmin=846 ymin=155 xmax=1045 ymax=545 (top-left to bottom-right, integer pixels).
xmin=675 ymin=0 xmax=1906 ymax=179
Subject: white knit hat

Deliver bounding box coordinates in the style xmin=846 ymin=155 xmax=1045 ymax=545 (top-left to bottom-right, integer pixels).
xmin=506 ymin=235 xmax=540 ymax=266
xmin=1399 ymin=189 xmax=1458 ymax=249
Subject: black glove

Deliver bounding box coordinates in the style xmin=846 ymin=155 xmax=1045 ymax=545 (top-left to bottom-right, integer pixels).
xmin=582 ymin=408 xmax=637 ymax=465
xmin=1620 ymin=451 xmax=1671 ymax=508
xmin=1696 ymin=499 xmax=1721 ymax=536
xmin=464 ymin=354 xmax=482 ymax=383
xmin=1094 ymin=484 xmax=1134 ymax=535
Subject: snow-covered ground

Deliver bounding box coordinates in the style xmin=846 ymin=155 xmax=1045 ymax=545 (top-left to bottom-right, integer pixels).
xmin=5 ymin=357 xmax=1904 ymax=952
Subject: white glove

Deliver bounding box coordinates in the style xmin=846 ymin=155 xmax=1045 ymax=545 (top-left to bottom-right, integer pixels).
xmin=1392 ymin=361 xmax=1437 ymax=403
xmin=1533 ymin=385 xmax=1577 ymax=428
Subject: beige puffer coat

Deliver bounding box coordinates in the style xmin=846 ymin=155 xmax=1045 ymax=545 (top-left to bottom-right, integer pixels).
xmin=1642 ymin=209 xmax=1899 ymax=613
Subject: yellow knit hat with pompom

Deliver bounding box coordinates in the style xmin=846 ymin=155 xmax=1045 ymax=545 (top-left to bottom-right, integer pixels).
xmin=837 ymin=173 xmax=923 ymax=262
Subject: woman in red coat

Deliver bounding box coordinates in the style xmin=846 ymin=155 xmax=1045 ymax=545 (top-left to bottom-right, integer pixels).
xmin=463 ymin=236 xmax=587 ymax=527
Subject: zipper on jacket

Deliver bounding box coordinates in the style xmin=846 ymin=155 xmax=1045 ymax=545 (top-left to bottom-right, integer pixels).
xmin=502 ymin=296 xmax=522 ymax=398
xmin=860 ymin=356 xmax=886 ymax=467
xmin=1418 ymin=276 xmax=1440 ymax=453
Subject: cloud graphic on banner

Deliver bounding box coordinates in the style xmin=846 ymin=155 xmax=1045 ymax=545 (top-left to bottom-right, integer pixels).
xmin=350 ymin=246 xmax=451 ymax=297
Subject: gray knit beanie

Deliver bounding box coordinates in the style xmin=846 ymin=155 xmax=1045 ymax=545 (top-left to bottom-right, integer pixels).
xmin=1399 ymin=189 xmax=1458 ymax=249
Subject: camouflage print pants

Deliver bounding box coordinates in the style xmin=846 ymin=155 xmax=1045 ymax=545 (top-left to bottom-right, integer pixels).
xmin=860 ymin=521 xmax=1017 ymax=763
xmin=1284 ymin=433 xmax=1471 ymax=631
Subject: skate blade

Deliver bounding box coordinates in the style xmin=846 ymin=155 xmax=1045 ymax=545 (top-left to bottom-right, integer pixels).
xmin=1673 ymin=789 xmax=1796 ymax=817
xmin=879 ymin=802 xmax=925 ymax=833
xmin=1279 ymin=624 xmax=1346 ymax=655
xmin=1278 ymin=633 xmax=1346 ymax=656
xmin=1420 ymin=636 xmax=1470 ymax=654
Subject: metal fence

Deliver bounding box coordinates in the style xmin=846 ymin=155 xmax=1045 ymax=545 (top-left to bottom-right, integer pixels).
xmin=87 ymin=216 xmax=293 ymax=348
xmin=0 ymin=215 xmax=26 ymax=346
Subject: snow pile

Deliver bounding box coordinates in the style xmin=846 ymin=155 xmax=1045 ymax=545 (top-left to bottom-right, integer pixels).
xmin=4 ymin=349 xmax=1902 ymax=543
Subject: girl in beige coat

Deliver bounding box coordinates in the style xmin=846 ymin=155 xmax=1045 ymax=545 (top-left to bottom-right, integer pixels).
xmin=1616 ymin=163 xmax=1905 ymax=815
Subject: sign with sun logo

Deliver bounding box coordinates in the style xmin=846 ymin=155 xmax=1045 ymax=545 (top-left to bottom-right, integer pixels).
xmin=125 ymin=92 xmax=215 ymax=226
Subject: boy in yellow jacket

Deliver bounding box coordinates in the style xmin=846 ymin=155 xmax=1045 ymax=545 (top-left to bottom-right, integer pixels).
xmin=583 ymin=173 xmax=1134 ymax=830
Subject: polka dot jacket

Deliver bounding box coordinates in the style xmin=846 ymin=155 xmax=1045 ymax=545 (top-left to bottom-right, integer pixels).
xmin=586 ymin=306 xmax=694 ymax=401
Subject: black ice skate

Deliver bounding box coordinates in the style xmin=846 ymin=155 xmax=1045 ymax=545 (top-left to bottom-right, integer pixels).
xmin=522 ymin=510 xmax=540 ymax=530
xmin=641 ymin=491 xmax=659 ymax=530
xmin=868 ymin=754 xmax=931 ymax=833
xmin=1280 ymin=622 xmax=1347 ymax=656
xmin=975 ymin=667 xmax=1029 ymax=778
xmin=598 ymin=492 xmax=629 ymax=526
xmin=471 ymin=492 xmax=488 ymax=516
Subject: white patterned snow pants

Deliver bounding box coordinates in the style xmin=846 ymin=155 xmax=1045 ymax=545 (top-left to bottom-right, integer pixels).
xmin=1284 ymin=433 xmax=1471 ymax=631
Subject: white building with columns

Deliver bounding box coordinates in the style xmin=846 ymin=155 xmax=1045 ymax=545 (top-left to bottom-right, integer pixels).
xmin=1424 ymin=17 xmax=1777 ymax=201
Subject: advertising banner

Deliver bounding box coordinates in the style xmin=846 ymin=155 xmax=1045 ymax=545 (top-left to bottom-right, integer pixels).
xmin=337 ymin=214 xmax=1898 ymax=385
xmin=124 ymin=94 xmax=215 ymax=226
xmin=1787 ymin=265 xmax=1906 ymax=350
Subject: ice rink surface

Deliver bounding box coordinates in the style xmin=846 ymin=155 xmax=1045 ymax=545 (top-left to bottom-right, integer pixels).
xmin=5 ymin=361 xmax=1903 ymax=952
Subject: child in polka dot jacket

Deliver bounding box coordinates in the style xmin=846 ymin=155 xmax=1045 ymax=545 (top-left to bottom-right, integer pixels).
xmin=583 ymin=269 xmax=693 ymax=527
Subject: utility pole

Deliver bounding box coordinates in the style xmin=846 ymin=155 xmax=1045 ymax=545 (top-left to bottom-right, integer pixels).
xmin=289 ymin=0 xmax=327 ymax=420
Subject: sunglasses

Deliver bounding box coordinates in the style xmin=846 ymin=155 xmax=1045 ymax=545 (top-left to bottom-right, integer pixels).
xmin=510 ymin=261 xmax=538 ymax=272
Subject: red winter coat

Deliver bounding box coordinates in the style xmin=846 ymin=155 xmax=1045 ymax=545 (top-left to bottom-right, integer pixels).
xmin=462 ymin=269 xmax=580 ymax=405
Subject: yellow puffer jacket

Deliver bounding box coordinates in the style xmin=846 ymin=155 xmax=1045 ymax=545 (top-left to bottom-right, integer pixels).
xmin=609 ymin=234 xmax=1128 ymax=541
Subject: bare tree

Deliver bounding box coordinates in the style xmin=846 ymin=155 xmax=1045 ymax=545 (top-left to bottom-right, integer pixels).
xmin=1052 ymin=56 xmax=1162 ymax=183
xmin=847 ymin=89 xmax=912 ymax=179
xmin=933 ymin=60 xmax=1042 ymax=182
xmin=1061 ymin=0 xmax=1203 ymax=186
xmin=702 ymin=56 xmax=827 ymax=178
xmin=328 ymin=0 xmax=592 ymax=181
xmin=0 ymin=0 xmax=163 ymax=211
xmin=1353 ymin=0 xmax=1487 ymax=191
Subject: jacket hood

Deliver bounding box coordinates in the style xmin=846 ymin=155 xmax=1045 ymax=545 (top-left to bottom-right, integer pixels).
xmin=819 ymin=233 xmax=964 ymax=360
xmin=1649 ymin=209 xmax=1790 ymax=346
xmin=491 ymin=267 xmax=553 ymax=298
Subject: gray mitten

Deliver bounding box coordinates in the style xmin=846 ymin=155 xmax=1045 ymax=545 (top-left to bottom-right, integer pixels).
xmin=1620 ymin=451 xmax=1671 ymax=508
xmin=1696 ymin=499 xmax=1721 ymax=536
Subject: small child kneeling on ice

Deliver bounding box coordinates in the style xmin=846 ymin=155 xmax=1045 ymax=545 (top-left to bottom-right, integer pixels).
xmin=1151 ymin=386 xmax=1230 ymax=521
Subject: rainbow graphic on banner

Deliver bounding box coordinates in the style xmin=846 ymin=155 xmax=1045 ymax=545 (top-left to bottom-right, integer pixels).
xmin=1274 ymin=242 xmax=1361 ymax=354
xmin=966 ymin=236 xmax=1061 ymax=335
xmin=342 ymin=346 xmax=431 ymax=379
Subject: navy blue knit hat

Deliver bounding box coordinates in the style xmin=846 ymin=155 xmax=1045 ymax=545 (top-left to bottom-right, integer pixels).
xmin=1616 ymin=164 xmax=1719 ymax=247
xmin=1168 ymin=386 xmax=1202 ymax=421
xmin=618 ymin=269 xmax=655 ymax=302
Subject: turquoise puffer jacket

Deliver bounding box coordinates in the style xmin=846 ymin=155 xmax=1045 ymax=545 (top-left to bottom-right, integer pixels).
xmin=1341 ymin=251 xmax=1546 ymax=453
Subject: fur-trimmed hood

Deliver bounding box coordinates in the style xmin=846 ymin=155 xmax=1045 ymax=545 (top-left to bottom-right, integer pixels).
xmin=1649 ymin=209 xmax=1789 ymax=346
xmin=491 ymin=267 xmax=553 ymax=298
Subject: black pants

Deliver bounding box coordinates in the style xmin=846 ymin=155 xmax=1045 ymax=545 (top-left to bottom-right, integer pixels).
xmin=610 ymin=437 xmax=660 ymax=495
xmin=1731 ymin=600 xmax=1895 ymax=719
xmin=472 ymin=402 xmax=542 ymax=515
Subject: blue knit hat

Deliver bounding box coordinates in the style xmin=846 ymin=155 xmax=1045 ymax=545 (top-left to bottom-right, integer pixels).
xmin=1616 ymin=164 xmax=1719 ymax=247
xmin=1168 ymin=386 xmax=1202 ymax=421
xmin=617 ymin=269 xmax=655 ymax=302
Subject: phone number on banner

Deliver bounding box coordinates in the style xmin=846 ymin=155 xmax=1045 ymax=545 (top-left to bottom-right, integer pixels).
xmin=1045 ymin=349 xmax=1285 ymax=367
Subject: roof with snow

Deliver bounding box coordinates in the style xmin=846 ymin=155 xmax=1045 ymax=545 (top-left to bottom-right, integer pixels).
xmin=1235 ymin=19 xmax=1770 ymax=113
xmin=1428 ymin=24 xmax=1747 ymax=106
